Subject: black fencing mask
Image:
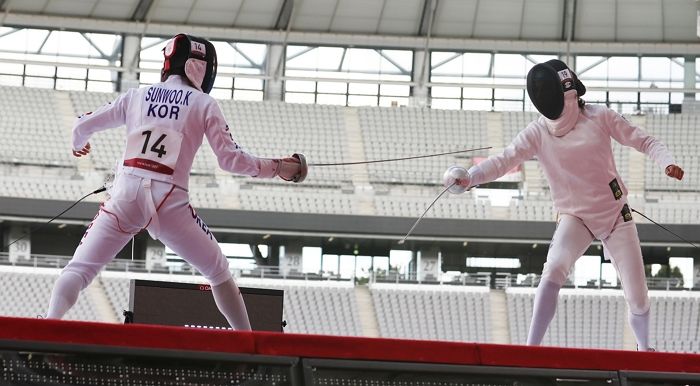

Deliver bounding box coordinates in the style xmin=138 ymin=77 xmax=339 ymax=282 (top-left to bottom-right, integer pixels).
xmin=161 ymin=34 xmax=218 ymax=94
xmin=526 ymin=59 xmax=585 ymax=120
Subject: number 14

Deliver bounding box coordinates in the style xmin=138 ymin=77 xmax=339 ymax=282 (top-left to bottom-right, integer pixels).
xmin=141 ymin=130 xmax=167 ymax=158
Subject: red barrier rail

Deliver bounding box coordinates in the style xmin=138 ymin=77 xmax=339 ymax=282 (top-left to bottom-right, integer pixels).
xmin=1 ymin=316 xmax=698 ymax=374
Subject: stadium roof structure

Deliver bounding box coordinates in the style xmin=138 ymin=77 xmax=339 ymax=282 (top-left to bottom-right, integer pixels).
xmin=2 ymin=0 xmax=700 ymax=55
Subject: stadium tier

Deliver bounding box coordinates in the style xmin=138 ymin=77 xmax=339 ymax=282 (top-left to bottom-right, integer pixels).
xmin=1 ymin=86 xmax=698 ymax=223
xmin=0 ymin=267 xmax=698 ymax=352
xmin=3 ymin=1 xmax=700 ymax=383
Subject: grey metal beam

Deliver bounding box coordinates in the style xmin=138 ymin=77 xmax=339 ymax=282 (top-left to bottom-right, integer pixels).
xmin=660 ymin=0 xmax=665 ymax=41
xmin=1 ymin=197 xmax=697 ymax=247
xmin=229 ymin=42 xmax=261 ymax=68
xmin=36 ymin=30 xmax=51 ymax=54
xmin=337 ymin=47 xmax=346 ymax=71
xmin=81 ymin=32 xmax=109 ymax=59
xmin=560 ymin=0 xmax=568 ymax=41
xmin=0 ymin=48 xmax=126 ymax=62
xmin=430 ymin=52 xmax=461 ymax=70
xmin=562 ymin=0 xmax=577 ymax=61
xmin=417 ymin=0 xmax=431 ymax=36
xmin=184 ymin=0 xmax=200 ymax=23
xmin=576 ymin=57 xmax=607 ymax=76
xmin=5 ymin=12 xmax=700 ymax=55
xmin=140 ymin=37 xmax=167 ymax=51
xmin=375 ymin=0 xmax=387 ymax=34
xmin=670 ymin=57 xmax=700 ymax=78
xmin=327 ymin=0 xmax=340 ymax=31
xmin=375 ymin=49 xmax=409 ymax=75
xmin=614 ymin=0 xmax=618 ymax=41
xmin=232 ymin=0 xmax=247 ymax=26
xmin=131 ymin=0 xmax=155 ymax=21
xmin=286 ymin=45 xmax=314 ymax=61
xmin=571 ymin=0 xmax=578 ymax=42
xmin=274 ymin=0 xmax=294 ymax=30
xmin=470 ymin=0 xmax=480 ymax=38
xmin=518 ymin=0 xmax=526 ymax=39
xmin=0 ymin=27 xmax=18 ymax=39
xmin=523 ymin=55 xmax=542 ymax=66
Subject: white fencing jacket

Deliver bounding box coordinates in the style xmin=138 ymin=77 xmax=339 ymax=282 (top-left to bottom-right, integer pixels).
xmin=468 ymin=104 xmax=675 ymax=239
xmin=72 ymin=76 xmax=277 ymax=190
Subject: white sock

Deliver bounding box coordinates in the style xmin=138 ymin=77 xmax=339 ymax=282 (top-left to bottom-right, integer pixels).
xmin=629 ymin=309 xmax=651 ymax=351
xmin=527 ymin=279 xmax=561 ymax=345
xmin=46 ymin=271 xmax=84 ymax=319
xmin=211 ymin=277 xmax=252 ymax=331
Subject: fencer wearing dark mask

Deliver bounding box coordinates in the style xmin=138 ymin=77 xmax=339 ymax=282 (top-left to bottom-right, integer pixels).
xmin=444 ymin=59 xmax=685 ymax=351
xmin=46 ymin=34 xmax=307 ymax=329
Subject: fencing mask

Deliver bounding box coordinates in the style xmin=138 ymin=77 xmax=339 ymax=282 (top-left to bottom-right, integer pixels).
xmin=161 ymin=34 xmax=218 ymax=94
xmin=527 ymin=59 xmax=586 ymax=136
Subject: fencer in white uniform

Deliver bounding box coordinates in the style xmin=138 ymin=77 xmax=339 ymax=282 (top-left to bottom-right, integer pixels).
xmin=46 ymin=34 xmax=307 ymax=330
xmin=444 ymin=59 xmax=684 ymax=351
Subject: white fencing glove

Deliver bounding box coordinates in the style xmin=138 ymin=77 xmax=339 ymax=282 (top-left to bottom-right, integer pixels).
xmin=442 ymin=165 xmax=471 ymax=194
xmin=256 ymin=153 xmax=308 ymax=183
xmin=278 ymin=153 xmax=308 ymax=183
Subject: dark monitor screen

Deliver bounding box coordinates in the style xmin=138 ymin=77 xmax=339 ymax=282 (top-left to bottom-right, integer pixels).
xmin=129 ymin=280 xmax=284 ymax=332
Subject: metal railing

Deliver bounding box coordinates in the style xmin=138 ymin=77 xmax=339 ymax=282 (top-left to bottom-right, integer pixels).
xmin=0 ymin=252 xmax=692 ymax=289
xmin=0 ymin=252 xmax=352 ymax=282
xmin=493 ymin=272 xmax=689 ymax=291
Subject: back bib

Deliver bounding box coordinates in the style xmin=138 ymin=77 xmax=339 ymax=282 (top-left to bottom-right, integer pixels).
xmin=124 ymin=127 xmax=183 ymax=175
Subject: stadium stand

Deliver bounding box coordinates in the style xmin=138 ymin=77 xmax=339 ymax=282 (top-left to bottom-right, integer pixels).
xmin=370 ymin=283 xmax=491 ymax=342
xmin=0 ymin=86 xmax=73 ymax=167
xmin=649 ymin=290 xmax=700 ymax=353
xmin=0 ymin=86 xmax=698 ymax=352
xmin=249 ymin=278 xmax=363 ymax=336
xmin=508 ymin=197 xmax=556 ymax=222
xmin=238 ymin=185 xmax=359 ymax=215
xmin=357 ymin=107 xmax=489 ymax=185
xmin=222 ymin=100 xmax=352 ymax=185
xmin=0 ymin=169 xmax=105 ymax=202
xmin=97 ymin=273 xmax=363 ymax=337
xmin=0 ymin=268 xmax=99 ymax=321
xmin=506 ymin=287 xmax=626 ymax=350
xmin=2 ymin=86 xmax=699 ymax=224
xmin=373 ymin=188 xmax=491 ymax=219
xmin=0 ymin=261 xmax=697 ymax=352
xmin=645 ymin=115 xmax=700 ymax=192
xmin=501 ymin=111 xmax=538 ymax=143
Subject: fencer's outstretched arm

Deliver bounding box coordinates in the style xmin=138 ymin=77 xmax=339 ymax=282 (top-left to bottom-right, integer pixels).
xmin=603 ymin=109 xmax=684 ymax=180
xmin=72 ymin=89 xmax=133 ymax=154
xmin=203 ymin=99 xmax=301 ymax=180
xmin=603 ymin=109 xmax=675 ymax=169
xmin=466 ymin=126 xmax=539 ymax=186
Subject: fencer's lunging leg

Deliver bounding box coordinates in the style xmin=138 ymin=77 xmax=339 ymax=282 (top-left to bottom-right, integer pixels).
xmin=527 ymin=215 xmax=594 ymax=345
xmin=47 ymin=209 xmax=135 ymax=319
xmin=156 ymin=188 xmax=252 ymax=330
xmin=211 ymin=277 xmax=252 ymax=331
xmin=629 ymin=310 xmax=651 ymax=351
xmin=46 ymin=271 xmax=84 ymax=319
xmin=602 ymin=218 xmax=651 ymax=351
xmin=527 ymin=279 xmax=561 ymax=345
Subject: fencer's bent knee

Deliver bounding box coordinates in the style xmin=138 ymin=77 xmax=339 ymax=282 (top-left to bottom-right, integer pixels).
xmin=626 ymin=293 xmax=650 ymax=315
xmin=540 ymin=261 xmax=570 ymax=286
xmin=61 ymin=263 xmax=95 ymax=291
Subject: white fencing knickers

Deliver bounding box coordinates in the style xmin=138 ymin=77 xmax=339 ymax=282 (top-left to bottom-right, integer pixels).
xmin=528 ymin=213 xmax=651 ymax=347
xmin=540 ymin=213 xmax=650 ymax=314
xmin=61 ymin=173 xmax=232 ymax=292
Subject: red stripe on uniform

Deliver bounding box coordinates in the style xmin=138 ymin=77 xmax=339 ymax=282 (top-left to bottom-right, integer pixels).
xmin=123 ymin=158 xmax=174 ymax=175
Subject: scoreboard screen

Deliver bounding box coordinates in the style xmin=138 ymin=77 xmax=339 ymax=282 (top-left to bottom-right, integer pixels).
xmin=129 ymin=279 xmax=284 ymax=332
